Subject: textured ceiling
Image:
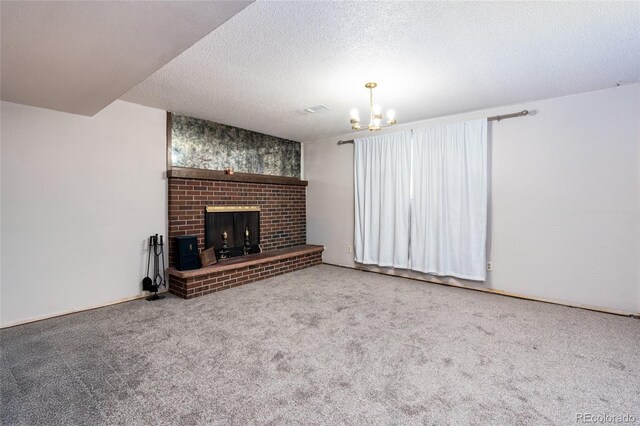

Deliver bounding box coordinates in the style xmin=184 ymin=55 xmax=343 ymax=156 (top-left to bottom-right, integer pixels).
xmin=123 ymin=2 xmax=636 ymax=141
xmin=124 ymin=2 xmax=640 ymax=141
xmin=0 ymin=1 xmax=252 ymax=115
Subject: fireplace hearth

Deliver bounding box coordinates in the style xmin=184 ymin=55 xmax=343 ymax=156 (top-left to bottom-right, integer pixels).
xmin=205 ymin=205 xmax=261 ymax=259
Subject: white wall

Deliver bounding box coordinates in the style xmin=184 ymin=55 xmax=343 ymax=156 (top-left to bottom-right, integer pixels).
xmin=1 ymin=100 xmax=167 ymax=326
xmin=305 ymin=84 xmax=640 ymax=314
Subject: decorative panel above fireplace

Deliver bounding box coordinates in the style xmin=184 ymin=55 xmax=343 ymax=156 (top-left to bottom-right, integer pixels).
xmin=170 ymin=114 xmax=301 ymax=178
xmin=205 ymin=206 xmax=261 ymax=259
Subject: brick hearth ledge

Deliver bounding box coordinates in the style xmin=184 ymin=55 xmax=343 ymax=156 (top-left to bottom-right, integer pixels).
xmin=167 ymin=244 xmax=324 ymax=299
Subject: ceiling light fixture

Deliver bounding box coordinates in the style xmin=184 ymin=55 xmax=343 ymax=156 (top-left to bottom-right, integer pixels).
xmin=349 ymin=82 xmax=397 ymax=131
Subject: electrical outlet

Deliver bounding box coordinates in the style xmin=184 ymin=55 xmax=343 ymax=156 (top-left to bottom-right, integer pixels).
xmin=347 ymin=245 xmax=352 ymax=253
xmin=486 ymin=262 xmax=493 ymax=271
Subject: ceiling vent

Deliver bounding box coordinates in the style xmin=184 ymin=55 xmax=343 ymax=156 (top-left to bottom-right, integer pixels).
xmin=304 ymin=104 xmax=330 ymax=113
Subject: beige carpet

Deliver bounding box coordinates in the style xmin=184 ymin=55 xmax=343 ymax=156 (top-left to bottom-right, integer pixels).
xmin=2 ymin=265 xmax=639 ymax=425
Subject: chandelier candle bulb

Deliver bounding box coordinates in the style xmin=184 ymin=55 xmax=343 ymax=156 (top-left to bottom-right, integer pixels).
xmin=387 ymin=109 xmax=396 ymax=124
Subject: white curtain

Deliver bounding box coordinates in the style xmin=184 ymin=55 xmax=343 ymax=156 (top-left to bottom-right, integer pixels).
xmin=353 ymin=119 xmax=488 ymax=281
xmin=354 ymin=130 xmax=411 ymax=268
xmin=410 ymin=119 xmax=488 ymax=280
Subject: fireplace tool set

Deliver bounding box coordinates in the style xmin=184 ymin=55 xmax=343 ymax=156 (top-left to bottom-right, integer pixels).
xmin=142 ymin=234 xmax=166 ymax=301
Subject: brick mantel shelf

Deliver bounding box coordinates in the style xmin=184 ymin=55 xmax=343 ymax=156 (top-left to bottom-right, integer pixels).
xmin=168 ymin=167 xmax=308 ymax=186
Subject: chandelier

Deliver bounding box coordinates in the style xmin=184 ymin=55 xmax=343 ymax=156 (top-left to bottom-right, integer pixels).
xmin=349 ymin=82 xmax=397 ymax=131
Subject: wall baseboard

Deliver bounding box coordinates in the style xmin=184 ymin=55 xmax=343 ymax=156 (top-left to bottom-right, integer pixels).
xmin=0 ymin=291 xmax=167 ymax=329
xmin=3 ymin=264 xmax=637 ymax=328
xmin=323 ymin=262 xmax=639 ymax=318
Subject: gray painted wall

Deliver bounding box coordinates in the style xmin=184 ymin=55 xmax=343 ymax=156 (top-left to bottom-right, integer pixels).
xmin=1 ymin=100 xmax=167 ymax=327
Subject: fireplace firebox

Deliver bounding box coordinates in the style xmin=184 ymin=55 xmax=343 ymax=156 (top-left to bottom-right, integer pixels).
xmin=205 ymin=206 xmax=261 ymax=259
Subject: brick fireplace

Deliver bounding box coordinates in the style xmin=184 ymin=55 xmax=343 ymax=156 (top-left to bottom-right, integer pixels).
xmin=166 ymin=167 xmax=323 ymax=298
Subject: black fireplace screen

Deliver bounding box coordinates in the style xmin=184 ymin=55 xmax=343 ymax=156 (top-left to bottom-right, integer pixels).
xmin=205 ymin=206 xmax=260 ymax=259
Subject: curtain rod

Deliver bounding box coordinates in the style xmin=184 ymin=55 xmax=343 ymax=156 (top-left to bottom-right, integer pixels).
xmin=337 ymin=109 xmax=530 ymax=145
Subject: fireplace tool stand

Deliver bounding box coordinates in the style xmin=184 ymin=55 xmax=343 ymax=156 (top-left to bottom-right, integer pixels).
xmin=143 ymin=234 xmax=166 ymax=301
